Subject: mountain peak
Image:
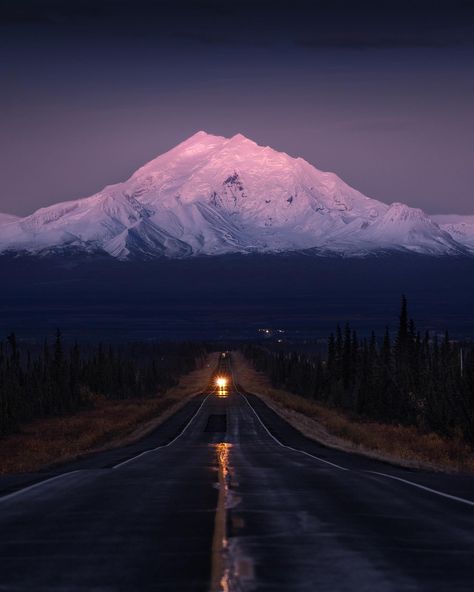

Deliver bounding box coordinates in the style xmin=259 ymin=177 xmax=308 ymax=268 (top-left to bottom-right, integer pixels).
xmin=185 ymin=130 xmax=217 ymax=141
xmin=0 ymin=134 xmax=472 ymax=259
xmin=178 ymin=129 xmax=224 ymax=145
xmin=230 ymin=132 xmax=253 ymax=143
xmin=188 ymin=131 xmax=251 ymax=141
xmin=179 ymin=131 xmax=258 ymax=150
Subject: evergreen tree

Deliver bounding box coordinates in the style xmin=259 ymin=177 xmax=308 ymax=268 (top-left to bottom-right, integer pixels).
xmin=241 ymin=296 xmax=474 ymax=446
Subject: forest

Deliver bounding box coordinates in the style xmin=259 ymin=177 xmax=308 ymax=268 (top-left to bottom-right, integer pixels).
xmin=0 ymin=333 xmax=207 ymax=436
xmin=243 ymin=297 xmax=474 ymax=445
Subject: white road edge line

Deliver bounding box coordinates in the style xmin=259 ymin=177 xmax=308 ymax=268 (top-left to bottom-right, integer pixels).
xmin=0 ymin=471 xmax=82 ymax=504
xmin=232 ymin=367 xmax=474 ymax=507
xmin=112 ymin=393 xmax=212 ymax=469
xmin=233 ymin=377 xmax=348 ymax=471
xmin=366 ymin=470 xmax=474 ymax=508
xmin=0 ymin=390 xmax=214 ymax=500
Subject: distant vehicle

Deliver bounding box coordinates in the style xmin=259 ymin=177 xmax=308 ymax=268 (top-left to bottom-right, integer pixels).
xmin=216 ymin=377 xmax=227 ymax=388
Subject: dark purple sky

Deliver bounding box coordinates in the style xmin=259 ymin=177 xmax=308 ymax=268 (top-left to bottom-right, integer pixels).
xmin=1 ymin=0 xmax=474 ymax=216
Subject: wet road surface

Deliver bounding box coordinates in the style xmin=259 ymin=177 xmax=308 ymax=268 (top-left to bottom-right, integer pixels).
xmin=0 ymin=355 xmax=473 ymax=591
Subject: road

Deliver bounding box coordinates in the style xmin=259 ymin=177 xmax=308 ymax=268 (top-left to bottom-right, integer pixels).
xmin=0 ymin=354 xmax=473 ymax=591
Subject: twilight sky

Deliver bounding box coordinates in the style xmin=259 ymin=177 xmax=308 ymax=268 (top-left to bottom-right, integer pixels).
xmin=1 ymin=0 xmax=474 ymax=216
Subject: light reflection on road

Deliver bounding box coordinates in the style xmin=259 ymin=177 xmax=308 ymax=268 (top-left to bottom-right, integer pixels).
xmin=212 ymin=442 xmax=232 ymax=591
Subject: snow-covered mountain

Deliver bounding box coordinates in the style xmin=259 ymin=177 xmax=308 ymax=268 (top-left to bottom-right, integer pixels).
xmin=0 ymin=131 xmax=472 ymax=259
xmin=432 ymin=215 xmax=474 ymax=251
xmin=0 ymin=213 xmax=20 ymax=226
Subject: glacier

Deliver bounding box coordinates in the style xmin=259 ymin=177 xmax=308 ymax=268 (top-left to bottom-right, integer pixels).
xmin=0 ymin=131 xmax=472 ymax=259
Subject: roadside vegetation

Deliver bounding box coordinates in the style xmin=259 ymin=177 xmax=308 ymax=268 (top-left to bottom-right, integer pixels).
xmin=0 ymin=335 xmax=214 ymax=473
xmin=0 ymin=333 xmax=207 ymax=436
xmin=0 ymin=358 xmax=217 ymax=474
xmin=240 ymin=297 xmax=474 ymax=472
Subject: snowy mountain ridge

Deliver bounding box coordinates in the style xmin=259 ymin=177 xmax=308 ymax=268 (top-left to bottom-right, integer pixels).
xmin=0 ymin=131 xmax=473 ymax=259
xmin=0 ymin=213 xmax=20 ymax=226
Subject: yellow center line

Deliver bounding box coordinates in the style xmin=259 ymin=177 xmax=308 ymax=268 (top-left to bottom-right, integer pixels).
xmin=210 ymin=442 xmax=232 ymax=592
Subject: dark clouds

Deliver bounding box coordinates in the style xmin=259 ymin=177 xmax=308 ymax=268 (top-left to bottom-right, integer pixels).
xmin=2 ymin=0 xmax=474 ymax=48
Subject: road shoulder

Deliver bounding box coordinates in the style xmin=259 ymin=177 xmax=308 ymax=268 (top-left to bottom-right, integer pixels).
xmin=232 ymin=351 xmax=474 ymax=475
xmin=0 ymin=353 xmax=218 ymax=475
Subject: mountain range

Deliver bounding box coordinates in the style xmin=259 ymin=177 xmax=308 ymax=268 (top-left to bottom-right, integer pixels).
xmin=1 ymin=131 xmax=473 ymax=259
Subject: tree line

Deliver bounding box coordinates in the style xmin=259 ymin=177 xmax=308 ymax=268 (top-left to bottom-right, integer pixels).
xmin=0 ymin=332 xmax=207 ymax=436
xmin=242 ymin=297 xmax=474 ymax=444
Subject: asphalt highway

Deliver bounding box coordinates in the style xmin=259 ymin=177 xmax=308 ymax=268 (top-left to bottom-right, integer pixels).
xmin=0 ymin=354 xmax=473 ymax=591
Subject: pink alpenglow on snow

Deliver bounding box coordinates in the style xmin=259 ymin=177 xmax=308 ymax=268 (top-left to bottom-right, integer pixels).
xmin=0 ymin=132 xmax=472 ymax=259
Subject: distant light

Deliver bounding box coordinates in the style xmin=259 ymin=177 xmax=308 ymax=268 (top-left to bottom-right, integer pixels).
xmin=216 ymin=377 xmax=227 ymax=388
